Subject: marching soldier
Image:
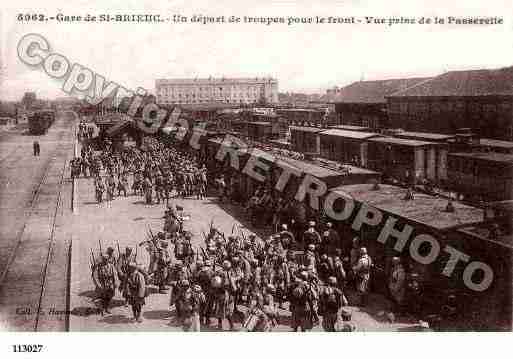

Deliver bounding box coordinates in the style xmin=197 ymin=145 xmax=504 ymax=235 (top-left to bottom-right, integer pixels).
xmin=288 ymin=271 xmax=316 ymax=332
xmin=126 ymin=262 xmax=147 ymax=323
xmin=322 ymin=222 xmax=340 ymax=256
xmin=117 ymin=172 xmax=129 ymax=197
xmin=155 ymin=241 xmax=171 ymax=293
xmin=352 ymin=247 xmax=373 ymax=307
xmin=319 ymin=276 xmax=346 ymax=332
xmin=155 ymin=173 xmax=165 ymax=204
xmin=278 ymin=224 xmax=295 ymax=251
xmin=332 ymin=250 xmax=347 ymax=291
xmin=142 ymin=176 xmax=153 ymax=204
xmin=212 ymin=260 xmax=237 ymax=330
xmin=303 ymin=221 xmax=321 ymax=250
xmin=94 ymin=176 xmax=105 ymax=203
xmin=337 ymin=308 xmax=357 ymax=332
xmin=105 ymin=247 xmax=116 ymax=265
xmin=388 ymin=257 xmax=406 ymax=312
xmin=117 ymin=247 xmax=136 ymax=306
xmin=304 ymin=244 xmax=317 ymax=273
xmin=180 ymin=284 xmax=206 ymax=331
xmin=92 ymin=254 xmax=118 ymax=315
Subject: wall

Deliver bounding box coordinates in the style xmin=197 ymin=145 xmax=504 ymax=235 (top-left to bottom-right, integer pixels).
xmin=388 ymin=96 xmax=513 ymax=141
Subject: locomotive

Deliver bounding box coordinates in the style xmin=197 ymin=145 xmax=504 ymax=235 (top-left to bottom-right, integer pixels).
xmin=28 ymin=109 xmax=56 ymax=135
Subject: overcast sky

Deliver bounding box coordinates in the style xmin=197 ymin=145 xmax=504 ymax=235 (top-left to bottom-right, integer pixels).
xmin=1 ymin=0 xmax=513 ymax=101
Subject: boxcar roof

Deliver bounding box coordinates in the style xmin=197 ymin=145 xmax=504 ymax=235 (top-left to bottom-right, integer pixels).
xmin=331 ymin=183 xmax=484 ymax=230
xmin=368 ymin=137 xmax=435 ymax=147
xmin=449 ymin=152 xmax=513 ymax=164
xmin=290 ymin=126 xmax=323 ymax=133
xmin=320 ymin=129 xmax=381 ymax=139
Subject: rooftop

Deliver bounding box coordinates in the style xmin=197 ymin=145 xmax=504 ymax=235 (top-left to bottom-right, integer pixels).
xmin=478 ymin=138 xmax=513 ymax=149
xmin=394 ymin=131 xmax=456 ymax=141
xmin=458 ymin=226 xmax=513 ymax=250
xmin=156 ymin=77 xmax=277 ymax=85
xmin=448 ymin=152 xmax=513 ymax=164
xmin=369 ymin=137 xmax=436 ymax=147
xmin=331 ymin=183 xmax=484 ymax=230
xmin=389 ymin=66 xmax=513 ymax=97
xmin=332 ymin=77 xmax=431 ymax=104
xmin=290 ymin=126 xmax=323 ymax=133
xmin=280 ymin=157 xmax=347 ymax=178
xmin=247 ymin=121 xmax=272 ymax=126
xmin=320 ymin=129 xmax=381 ymax=140
xmin=329 ymin=125 xmax=372 ymax=131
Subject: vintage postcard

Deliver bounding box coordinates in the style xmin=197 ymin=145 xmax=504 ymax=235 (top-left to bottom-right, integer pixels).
xmin=0 ymin=0 xmax=512 ymax=352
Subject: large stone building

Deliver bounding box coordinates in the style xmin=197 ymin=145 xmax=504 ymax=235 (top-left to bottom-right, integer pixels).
xmin=387 ymin=66 xmax=513 ymax=140
xmin=155 ymin=77 xmax=278 ymax=105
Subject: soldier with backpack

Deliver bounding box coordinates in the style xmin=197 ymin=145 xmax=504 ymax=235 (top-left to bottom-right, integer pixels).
xmin=319 ymin=276 xmax=347 ymax=332
xmin=126 ymin=262 xmax=147 ymax=323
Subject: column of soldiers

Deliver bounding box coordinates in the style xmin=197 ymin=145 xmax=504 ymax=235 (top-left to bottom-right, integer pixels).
xmin=91 ymin=205 xmax=378 ymax=331
xmin=85 ymin=136 xmax=421 ymax=331
xmin=72 ymin=137 xmax=208 ymax=204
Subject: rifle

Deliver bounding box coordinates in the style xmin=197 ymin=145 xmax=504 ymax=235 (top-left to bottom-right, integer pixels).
xmin=239 ymin=226 xmax=247 ymax=242
xmin=116 ymin=241 xmax=121 ymax=259
xmin=135 ymin=245 xmax=138 ymax=261
xmin=148 ymin=226 xmax=155 ymax=240
xmin=98 ymin=239 xmax=102 ymax=256
xmin=90 ymin=249 xmax=95 ymax=269
xmin=231 ymin=223 xmax=235 ymax=235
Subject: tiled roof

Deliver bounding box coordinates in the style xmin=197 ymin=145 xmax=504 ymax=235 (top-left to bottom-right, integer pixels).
xmin=332 ymin=77 xmax=430 ymax=104
xmin=389 ymin=66 xmax=513 ymax=97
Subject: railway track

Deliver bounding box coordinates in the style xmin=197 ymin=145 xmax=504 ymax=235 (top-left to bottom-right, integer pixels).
xmin=0 ymin=114 xmax=74 ymax=331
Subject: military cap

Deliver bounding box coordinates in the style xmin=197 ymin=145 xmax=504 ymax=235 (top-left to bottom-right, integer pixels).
xmin=128 ymin=261 xmax=138 ymax=269
xmin=341 ymin=308 xmax=352 ymax=319
xmin=299 ymin=271 xmax=309 ymax=280
xmin=307 ymin=244 xmax=315 ymax=251
xmin=360 ymin=247 xmax=368 ymax=255
xmin=193 ymin=284 xmax=202 ymax=292
xmin=328 ymin=276 xmax=337 ymax=285
xmin=106 ymin=247 xmax=114 ymax=254
xmin=281 ymin=224 xmax=288 ymax=230
xmin=391 ymin=256 xmax=400 ymax=264
xmin=180 ymin=279 xmax=190 ymax=287
xmin=308 ymin=221 xmax=316 ymax=227
xmin=222 ymin=260 xmax=231 ymax=269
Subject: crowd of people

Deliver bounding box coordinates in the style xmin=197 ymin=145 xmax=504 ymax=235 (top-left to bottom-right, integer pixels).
xmin=71 ymin=137 xmax=208 ymax=205
xmin=92 ymin=205 xmax=378 ymax=331
xmin=84 ymin=133 xmax=426 ymax=332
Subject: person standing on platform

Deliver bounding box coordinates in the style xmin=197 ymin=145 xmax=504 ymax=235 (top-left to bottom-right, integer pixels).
xmin=33 ymin=141 xmax=40 ymax=156
xmin=126 ymin=262 xmax=147 ymax=323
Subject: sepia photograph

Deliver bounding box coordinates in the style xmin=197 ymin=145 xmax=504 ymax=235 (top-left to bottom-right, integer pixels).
xmin=0 ymin=2 xmax=512 ymax=352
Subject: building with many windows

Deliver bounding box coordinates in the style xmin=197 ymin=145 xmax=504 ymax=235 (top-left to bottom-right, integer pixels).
xmin=155 ymin=77 xmax=278 ymax=105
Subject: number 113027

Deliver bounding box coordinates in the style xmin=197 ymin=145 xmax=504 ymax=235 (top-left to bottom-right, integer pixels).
xmin=12 ymin=344 xmax=44 ymax=353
